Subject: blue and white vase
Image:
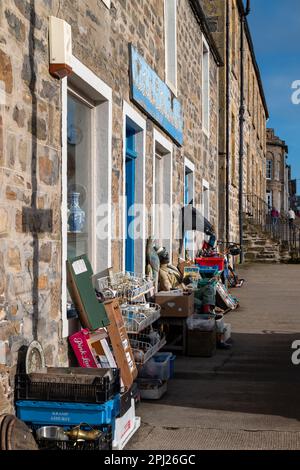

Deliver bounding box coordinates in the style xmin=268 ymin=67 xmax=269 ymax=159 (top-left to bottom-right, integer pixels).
xmin=68 ymin=192 xmax=85 ymax=233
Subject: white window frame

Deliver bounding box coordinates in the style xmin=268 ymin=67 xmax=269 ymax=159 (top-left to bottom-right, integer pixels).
xmin=61 ymin=55 xmax=112 ymax=338
xmin=202 ymin=178 xmax=210 ymax=222
xmin=101 ymin=0 xmax=111 ymax=8
xmin=184 ymin=157 xmax=195 ymax=258
xmin=122 ymin=101 xmax=146 ymax=274
xmin=164 ymin=0 xmax=178 ymax=96
xmin=202 ymin=35 xmax=210 ymax=137
xmin=152 ymin=129 xmax=173 ymax=260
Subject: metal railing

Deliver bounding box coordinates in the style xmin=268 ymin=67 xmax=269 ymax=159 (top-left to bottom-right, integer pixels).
xmin=243 ymin=194 xmax=300 ymax=258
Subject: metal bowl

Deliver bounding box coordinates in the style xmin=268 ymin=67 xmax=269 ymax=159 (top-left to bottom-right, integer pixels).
xmin=36 ymin=426 xmax=69 ymax=441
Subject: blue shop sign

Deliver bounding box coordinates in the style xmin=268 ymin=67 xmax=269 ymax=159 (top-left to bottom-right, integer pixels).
xmin=130 ymin=45 xmax=183 ymax=146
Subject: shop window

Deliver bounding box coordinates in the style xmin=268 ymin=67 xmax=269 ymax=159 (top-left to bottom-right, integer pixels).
xmin=67 ymin=91 xmax=92 ymax=260
xmin=164 ymin=0 xmax=177 ymax=94
xmin=153 ymin=131 xmax=172 ymax=257
xmin=266 ymin=159 xmax=273 ymax=180
xmin=202 ymin=37 xmax=210 ymax=135
xmin=61 ymin=57 xmax=112 ymax=338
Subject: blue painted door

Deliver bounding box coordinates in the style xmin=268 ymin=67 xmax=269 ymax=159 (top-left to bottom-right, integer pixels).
xmin=125 ymin=129 xmax=137 ymax=272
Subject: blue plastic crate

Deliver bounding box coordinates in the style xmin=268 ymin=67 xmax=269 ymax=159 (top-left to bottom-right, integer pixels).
xmin=15 ymin=395 xmax=120 ymax=430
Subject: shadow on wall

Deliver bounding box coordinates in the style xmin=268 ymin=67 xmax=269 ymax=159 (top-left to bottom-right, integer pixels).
xmin=151 ymin=331 xmax=300 ymax=422
xmin=21 ymin=0 xmax=53 ymax=340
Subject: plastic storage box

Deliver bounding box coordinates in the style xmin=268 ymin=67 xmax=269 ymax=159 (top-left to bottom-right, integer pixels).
xmin=15 ymin=395 xmax=120 ymax=429
xmin=195 ymin=257 xmax=225 ymax=272
xmin=14 ymin=368 xmax=120 ymax=404
xmin=136 ymin=379 xmax=167 ymax=400
xmin=138 ymin=352 xmax=173 ymax=380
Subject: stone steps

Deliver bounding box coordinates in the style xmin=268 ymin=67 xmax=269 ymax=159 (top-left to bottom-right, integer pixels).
xmin=243 ymin=218 xmax=291 ymax=263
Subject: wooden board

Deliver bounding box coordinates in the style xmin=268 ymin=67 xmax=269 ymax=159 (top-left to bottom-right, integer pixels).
xmin=6 ymin=417 xmax=38 ymax=451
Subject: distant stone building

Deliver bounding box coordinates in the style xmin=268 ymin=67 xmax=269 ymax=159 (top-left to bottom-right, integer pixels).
xmin=266 ymin=128 xmax=289 ymax=214
xmin=200 ymin=0 xmax=269 ymax=243
xmin=0 ymin=0 xmax=221 ymax=412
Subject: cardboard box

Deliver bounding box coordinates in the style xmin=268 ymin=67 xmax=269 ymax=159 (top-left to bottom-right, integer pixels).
xmin=67 ymin=255 xmax=110 ymax=330
xmin=155 ymin=291 xmax=194 ymax=317
xmin=69 ymin=328 xmax=117 ymax=369
xmin=186 ymin=329 xmax=216 ymax=357
xmin=104 ymin=299 xmax=138 ymax=390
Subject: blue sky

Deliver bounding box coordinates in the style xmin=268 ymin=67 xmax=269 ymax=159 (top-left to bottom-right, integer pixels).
xmin=248 ymin=0 xmax=300 ymax=192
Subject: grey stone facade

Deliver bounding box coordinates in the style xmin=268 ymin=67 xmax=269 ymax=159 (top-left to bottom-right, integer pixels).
xmin=266 ymin=128 xmax=289 ymax=214
xmin=0 ymin=0 xmax=220 ymax=412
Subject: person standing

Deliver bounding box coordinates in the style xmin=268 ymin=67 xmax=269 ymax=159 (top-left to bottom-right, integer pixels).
xmin=271 ymin=207 xmax=279 ymax=226
xmin=288 ymin=207 xmax=296 ymax=228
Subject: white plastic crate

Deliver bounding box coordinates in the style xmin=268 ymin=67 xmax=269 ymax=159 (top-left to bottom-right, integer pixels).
xmin=112 ymin=398 xmax=141 ymax=450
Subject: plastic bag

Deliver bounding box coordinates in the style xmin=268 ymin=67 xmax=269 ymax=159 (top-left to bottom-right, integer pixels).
xmin=186 ymin=314 xmax=215 ymax=331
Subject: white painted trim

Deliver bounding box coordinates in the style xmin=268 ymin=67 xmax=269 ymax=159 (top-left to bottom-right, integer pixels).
xmin=202 ymin=34 xmax=210 ymax=138
xmin=71 ymin=56 xmax=112 ymax=101
xmin=164 ymin=0 xmax=178 ymax=96
xmin=184 ymin=158 xmax=195 ymax=257
xmin=101 ymin=0 xmax=111 ymax=8
xmin=203 ymin=178 xmax=210 ymax=190
xmin=122 ymin=101 xmax=147 ymax=273
xmin=61 ymin=56 xmax=112 ymax=338
xmin=184 ymin=157 xmax=195 ymax=173
xmin=152 ymin=129 xmax=173 ymax=260
xmin=61 ymin=78 xmax=68 ymax=339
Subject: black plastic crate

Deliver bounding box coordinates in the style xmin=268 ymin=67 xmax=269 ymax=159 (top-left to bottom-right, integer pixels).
xmin=14 ymin=369 xmax=120 ymax=404
xmin=33 ymin=424 xmax=112 ymax=451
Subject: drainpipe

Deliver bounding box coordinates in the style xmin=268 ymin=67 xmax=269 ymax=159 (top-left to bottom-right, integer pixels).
xmin=239 ymin=1 xmax=250 ymax=263
xmin=225 ymin=0 xmax=230 ymax=244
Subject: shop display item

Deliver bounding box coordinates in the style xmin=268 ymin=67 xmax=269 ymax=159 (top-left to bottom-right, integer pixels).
xmin=186 ymin=314 xmax=215 ymax=332
xmin=96 ymin=271 xmax=154 ymax=302
xmin=68 ymin=191 xmax=85 ymax=233
xmin=216 ymin=281 xmax=239 ymax=310
xmin=138 ymin=352 xmax=175 ymax=381
xmin=112 ymin=399 xmax=141 ymax=450
xmin=15 ymin=366 xmax=120 ymax=404
xmin=69 ymin=328 xmax=116 ymax=370
xmin=136 ymin=378 xmax=168 ymax=400
xmin=0 ymin=414 xmax=39 ymax=450
xmin=104 ymin=299 xmax=138 ymax=390
xmin=15 ymin=395 xmax=120 ymax=430
xmin=120 ymin=302 xmax=161 ymax=334
xmin=155 ymin=290 xmax=194 ymax=318
xmin=67 ymin=255 xmax=109 ymax=330
xmin=186 ymin=328 xmax=217 ymax=357
xmin=128 ymin=331 xmax=166 ymax=366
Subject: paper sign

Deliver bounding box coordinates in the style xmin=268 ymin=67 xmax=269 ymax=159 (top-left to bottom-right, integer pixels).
xmin=72 ymin=259 xmax=87 ymax=275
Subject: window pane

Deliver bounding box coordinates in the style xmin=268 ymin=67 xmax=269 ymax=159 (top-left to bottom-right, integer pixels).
xmin=67 ymin=94 xmax=92 ymax=260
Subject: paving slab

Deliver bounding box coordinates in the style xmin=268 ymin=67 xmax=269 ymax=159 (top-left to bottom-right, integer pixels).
xmin=127 ymin=263 xmax=300 ymax=450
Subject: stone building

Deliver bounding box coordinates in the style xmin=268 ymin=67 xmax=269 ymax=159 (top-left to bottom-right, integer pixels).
xmin=200 ymin=0 xmax=269 ymax=244
xmin=266 ymin=128 xmax=289 ymax=215
xmin=0 ymin=0 xmax=221 ymax=412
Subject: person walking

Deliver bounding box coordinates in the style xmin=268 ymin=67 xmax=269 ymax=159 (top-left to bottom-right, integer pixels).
xmin=288 ymin=207 xmax=296 ymax=228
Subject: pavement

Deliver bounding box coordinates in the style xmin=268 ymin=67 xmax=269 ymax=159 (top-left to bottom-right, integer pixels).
xmin=126 ymin=263 xmax=300 ymax=450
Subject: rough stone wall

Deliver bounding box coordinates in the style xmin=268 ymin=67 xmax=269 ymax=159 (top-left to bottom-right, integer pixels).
xmin=0 ymin=0 xmax=219 ymax=412
xmin=200 ymin=0 xmax=267 ymax=243
xmin=0 ymin=0 xmax=70 ymax=413
xmin=266 ymin=128 xmax=288 ymax=214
